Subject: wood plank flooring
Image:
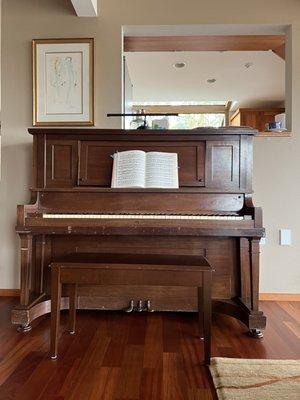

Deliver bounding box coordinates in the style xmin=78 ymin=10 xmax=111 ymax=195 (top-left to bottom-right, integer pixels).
xmin=0 ymin=298 xmax=299 ymax=400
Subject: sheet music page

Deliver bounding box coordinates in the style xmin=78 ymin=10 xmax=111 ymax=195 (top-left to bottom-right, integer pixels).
xmin=145 ymin=152 xmax=179 ymax=188
xmin=111 ymin=150 xmax=146 ymax=188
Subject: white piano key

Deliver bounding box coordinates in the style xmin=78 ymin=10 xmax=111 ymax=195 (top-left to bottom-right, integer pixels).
xmin=42 ymin=213 xmax=246 ymax=221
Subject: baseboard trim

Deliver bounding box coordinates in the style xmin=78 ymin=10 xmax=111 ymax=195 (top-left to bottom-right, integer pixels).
xmin=0 ymin=289 xmax=20 ymax=297
xmin=259 ymin=293 xmax=300 ymax=301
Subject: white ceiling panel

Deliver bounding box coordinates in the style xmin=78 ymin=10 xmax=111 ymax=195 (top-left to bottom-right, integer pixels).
xmin=125 ymin=51 xmax=285 ymax=108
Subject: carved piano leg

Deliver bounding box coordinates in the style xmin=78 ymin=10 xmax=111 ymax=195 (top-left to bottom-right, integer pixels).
xmin=14 ymin=234 xmax=34 ymax=332
xmin=247 ymin=238 xmax=266 ymax=337
xmin=250 ymin=239 xmax=260 ymax=312
xmin=19 ymin=233 xmax=33 ymax=307
xmin=237 ymin=237 xmax=266 ymax=336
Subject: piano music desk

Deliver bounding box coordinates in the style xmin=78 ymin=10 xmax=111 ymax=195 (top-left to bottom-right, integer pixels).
xmin=50 ymin=254 xmax=213 ymax=365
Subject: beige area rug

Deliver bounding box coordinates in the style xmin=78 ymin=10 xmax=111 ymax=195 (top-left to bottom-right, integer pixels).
xmin=209 ymin=357 xmax=300 ymax=400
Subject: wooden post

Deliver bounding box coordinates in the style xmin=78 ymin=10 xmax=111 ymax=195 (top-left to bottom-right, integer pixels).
xmin=50 ymin=265 xmax=62 ymax=359
xmin=240 ymin=237 xmax=251 ymax=308
xmin=250 ymin=238 xmax=260 ymax=313
xmin=202 ymin=271 xmax=212 ymax=365
xmin=19 ymin=234 xmax=33 ymax=306
xmin=69 ymin=284 xmax=77 ymax=334
xmin=198 ymin=287 xmax=204 ymax=339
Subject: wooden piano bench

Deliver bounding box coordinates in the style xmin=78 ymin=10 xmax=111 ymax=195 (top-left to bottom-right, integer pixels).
xmin=49 ymin=253 xmax=214 ymax=364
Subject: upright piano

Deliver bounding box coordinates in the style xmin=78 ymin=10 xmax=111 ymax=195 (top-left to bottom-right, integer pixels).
xmin=13 ymin=127 xmax=266 ymax=336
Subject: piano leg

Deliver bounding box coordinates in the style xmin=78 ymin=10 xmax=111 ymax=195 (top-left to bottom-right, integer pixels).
xmin=250 ymin=239 xmax=260 ymax=314
xmin=13 ymin=234 xmax=34 ymax=333
xmin=249 ymin=238 xmax=266 ymax=335
xmin=237 ymin=237 xmax=266 ymax=335
xmin=19 ymin=233 xmax=33 ymax=306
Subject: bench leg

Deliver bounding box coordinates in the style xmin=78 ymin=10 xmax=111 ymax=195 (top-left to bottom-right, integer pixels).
xmin=198 ymin=287 xmax=204 ymax=340
xmin=50 ymin=266 xmax=62 ymax=360
xmin=202 ymin=272 xmax=212 ymax=365
xmin=69 ymin=284 xmax=77 ymax=335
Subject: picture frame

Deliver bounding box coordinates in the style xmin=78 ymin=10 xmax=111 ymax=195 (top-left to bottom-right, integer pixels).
xmin=32 ymin=38 xmax=94 ymax=126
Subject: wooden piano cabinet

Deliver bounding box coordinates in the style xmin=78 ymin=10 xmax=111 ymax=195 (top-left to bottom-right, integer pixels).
xmin=13 ymin=127 xmax=266 ymax=337
xmin=78 ymin=141 xmax=206 ymax=187
xmin=45 ymin=140 xmax=78 ymax=188
xmin=205 ymin=140 xmax=240 ymax=189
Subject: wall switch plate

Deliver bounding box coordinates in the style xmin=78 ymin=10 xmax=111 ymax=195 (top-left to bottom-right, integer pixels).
xmin=280 ymin=229 xmax=291 ymax=246
xmin=260 ymin=237 xmax=266 ymax=245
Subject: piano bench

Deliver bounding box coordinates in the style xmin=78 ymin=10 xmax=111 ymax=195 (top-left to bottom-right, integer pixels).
xmin=49 ymin=253 xmax=213 ymax=364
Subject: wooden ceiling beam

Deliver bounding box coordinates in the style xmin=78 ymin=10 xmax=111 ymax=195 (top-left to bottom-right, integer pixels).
xmin=272 ymin=43 xmax=285 ymax=60
xmin=124 ymin=35 xmax=285 ymax=53
xmin=70 ymin=0 xmax=97 ymax=17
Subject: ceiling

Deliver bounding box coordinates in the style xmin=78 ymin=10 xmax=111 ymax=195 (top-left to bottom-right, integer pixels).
xmin=125 ymin=51 xmax=285 ymax=108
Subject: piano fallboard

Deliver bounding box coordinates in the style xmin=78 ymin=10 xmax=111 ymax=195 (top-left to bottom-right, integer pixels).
xmin=33 ymin=191 xmax=246 ymax=213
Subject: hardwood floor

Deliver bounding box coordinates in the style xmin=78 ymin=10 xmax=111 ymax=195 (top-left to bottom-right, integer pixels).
xmin=0 ymin=298 xmax=299 ymax=400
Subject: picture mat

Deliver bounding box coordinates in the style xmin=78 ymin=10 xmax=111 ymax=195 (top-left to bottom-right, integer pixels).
xmin=36 ymin=42 xmax=91 ymax=123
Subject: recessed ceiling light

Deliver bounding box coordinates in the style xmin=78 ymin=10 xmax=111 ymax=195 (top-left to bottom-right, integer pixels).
xmin=174 ymin=62 xmax=186 ymax=69
xmin=244 ymin=62 xmax=254 ymax=69
xmin=207 ymin=78 xmax=216 ymax=83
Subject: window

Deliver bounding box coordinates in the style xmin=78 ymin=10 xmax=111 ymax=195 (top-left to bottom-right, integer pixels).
xmin=127 ymin=102 xmax=228 ymax=129
xmin=148 ymin=113 xmax=225 ymax=129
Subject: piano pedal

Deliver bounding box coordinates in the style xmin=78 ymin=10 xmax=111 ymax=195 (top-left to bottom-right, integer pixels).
xmin=124 ymin=299 xmax=135 ymax=313
xmin=146 ymin=299 xmax=154 ymax=312
xmin=124 ymin=299 xmax=155 ymax=313
xmin=136 ymin=300 xmax=144 ymax=312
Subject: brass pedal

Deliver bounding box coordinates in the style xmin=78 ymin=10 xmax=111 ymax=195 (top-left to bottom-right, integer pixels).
xmin=124 ymin=299 xmax=134 ymax=313
xmin=136 ymin=300 xmax=144 ymax=312
xmin=146 ymin=299 xmax=154 ymax=312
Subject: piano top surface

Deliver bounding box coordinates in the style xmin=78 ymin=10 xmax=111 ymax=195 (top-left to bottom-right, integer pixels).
xmin=28 ymin=126 xmax=258 ymax=136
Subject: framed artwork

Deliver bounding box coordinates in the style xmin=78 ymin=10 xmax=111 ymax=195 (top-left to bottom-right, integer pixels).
xmin=32 ymin=38 xmax=94 ymax=126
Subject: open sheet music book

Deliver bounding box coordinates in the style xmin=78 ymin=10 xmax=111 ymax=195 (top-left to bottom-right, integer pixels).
xmin=111 ymin=150 xmax=179 ymax=188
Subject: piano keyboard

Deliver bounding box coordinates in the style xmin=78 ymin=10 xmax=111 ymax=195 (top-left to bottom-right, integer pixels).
xmin=42 ymin=213 xmax=245 ymax=221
